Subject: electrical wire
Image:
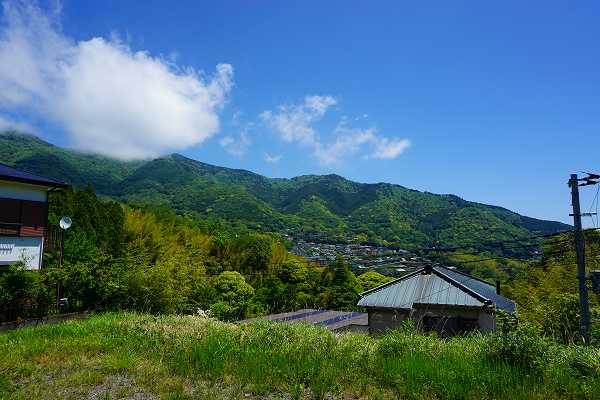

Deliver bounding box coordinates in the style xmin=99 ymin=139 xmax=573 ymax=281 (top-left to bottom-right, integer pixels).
xmin=590 ymin=183 xmax=600 ymax=229
xmin=418 ymin=230 xmax=572 ymax=254
xmin=422 ymin=236 xmax=573 ymax=263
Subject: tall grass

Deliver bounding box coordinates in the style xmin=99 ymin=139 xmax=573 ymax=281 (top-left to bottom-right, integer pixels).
xmin=0 ymin=312 xmax=599 ymax=399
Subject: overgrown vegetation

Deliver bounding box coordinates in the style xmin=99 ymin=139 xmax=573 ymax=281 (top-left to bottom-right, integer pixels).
xmin=504 ymin=230 xmax=600 ymax=344
xmin=2 ymin=186 xmax=599 ymax=345
xmin=1 ymin=312 xmax=599 ymax=399
xmin=0 ymin=187 xmax=362 ymax=323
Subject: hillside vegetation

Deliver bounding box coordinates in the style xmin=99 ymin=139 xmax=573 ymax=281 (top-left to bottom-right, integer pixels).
xmin=1 ymin=186 xmax=362 ymax=323
xmin=1 ymin=312 xmax=599 ymax=399
xmin=0 ymin=131 xmax=569 ymax=255
xmin=2 ymin=186 xmax=598 ymax=338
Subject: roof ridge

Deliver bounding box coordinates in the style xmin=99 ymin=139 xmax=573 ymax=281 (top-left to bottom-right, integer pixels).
xmin=432 ymin=268 xmax=492 ymax=305
xmin=359 ymin=268 xmax=425 ymax=297
xmin=435 ymin=265 xmax=496 ymax=287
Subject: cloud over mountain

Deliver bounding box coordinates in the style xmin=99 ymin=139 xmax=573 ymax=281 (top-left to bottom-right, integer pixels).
xmin=261 ymin=96 xmax=410 ymax=165
xmin=0 ymin=1 xmax=233 ymax=159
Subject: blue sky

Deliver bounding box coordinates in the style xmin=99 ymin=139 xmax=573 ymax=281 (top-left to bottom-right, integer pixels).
xmin=1 ymin=1 xmax=599 ymax=225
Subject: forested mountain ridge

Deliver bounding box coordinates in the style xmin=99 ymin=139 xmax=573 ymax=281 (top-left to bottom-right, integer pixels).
xmin=0 ymin=131 xmax=570 ymax=253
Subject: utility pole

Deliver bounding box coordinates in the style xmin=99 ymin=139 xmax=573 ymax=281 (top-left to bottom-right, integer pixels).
xmin=569 ymin=173 xmax=595 ymax=345
xmin=56 ymin=217 xmax=72 ymax=312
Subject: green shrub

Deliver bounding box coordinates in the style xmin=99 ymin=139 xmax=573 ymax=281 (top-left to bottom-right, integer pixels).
xmin=377 ymin=324 xmax=440 ymax=358
xmin=566 ymin=346 xmax=600 ymax=377
xmin=488 ymin=318 xmax=549 ymax=371
xmin=209 ymin=301 xmax=237 ymax=321
xmin=0 ymin=263 xmax=53 ymax=322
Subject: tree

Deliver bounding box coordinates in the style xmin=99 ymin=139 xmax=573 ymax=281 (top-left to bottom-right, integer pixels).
xmin=278 ymin=261 xmax=309 ymax=284
xmin=212 ymin=271 xmax=255 ymax=320
xmin=239 ymin=235 xmax=273 ymax=273
xmin=323 ymin=257 xmax=361 ymax=310
xmin=358 ymin=271 xmax=393 ymax=291
xmin=0 ymin=263 xmax=51 ymax=322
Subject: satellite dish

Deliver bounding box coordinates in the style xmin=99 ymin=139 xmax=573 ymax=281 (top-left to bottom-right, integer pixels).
xmin=59 ymin=216 xmax=72 ymax=230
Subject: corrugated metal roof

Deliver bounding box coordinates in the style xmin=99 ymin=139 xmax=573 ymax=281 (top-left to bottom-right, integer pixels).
xmin=0 ymin=163 xmax=66 ymax=188
xmin=358 ymin=273 xmax=420 ymax=309
xmin=358 ymin=266 xmax=516 ymax=313
xmin=416 ymin=273 xmax=485 ymax=307
xmin=437 ymin=267 xmax=517 ymax=313
xmin=358 ymin=272 xmax=484 ymax=309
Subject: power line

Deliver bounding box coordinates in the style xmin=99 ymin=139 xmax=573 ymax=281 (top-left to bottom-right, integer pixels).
xmin=423 ymin=236 xmax=573 ymax=261
xmin=589 ymin=184 xmax=600 ymax=229
xmin=418 ymin=230 xmax=572 ymax=254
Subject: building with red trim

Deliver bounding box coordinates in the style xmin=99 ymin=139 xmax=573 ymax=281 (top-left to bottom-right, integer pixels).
xmin=0 ymin=163 xmax=67 ymax=270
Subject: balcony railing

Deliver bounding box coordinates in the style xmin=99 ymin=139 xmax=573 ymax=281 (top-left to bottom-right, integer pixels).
xmin=0 ymin=222 xmax=59 ymax=251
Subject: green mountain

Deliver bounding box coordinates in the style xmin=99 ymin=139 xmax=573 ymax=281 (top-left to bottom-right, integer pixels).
xmin=0 ymin=131 xmax=570 ymax=254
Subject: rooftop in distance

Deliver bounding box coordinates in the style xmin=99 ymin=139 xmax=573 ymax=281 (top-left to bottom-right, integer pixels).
xmin=240 ymin=309 xmax=368 ymax=333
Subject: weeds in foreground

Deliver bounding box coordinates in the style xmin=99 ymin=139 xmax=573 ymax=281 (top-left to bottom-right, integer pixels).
xmin=0 ymin=312 xmax=599 ymax=399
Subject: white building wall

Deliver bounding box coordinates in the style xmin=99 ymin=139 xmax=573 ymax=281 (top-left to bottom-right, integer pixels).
xmin=0 ymin=181 xmax=48 ymax=202
xmin=0 ymin=236 xmax=43 ymax=270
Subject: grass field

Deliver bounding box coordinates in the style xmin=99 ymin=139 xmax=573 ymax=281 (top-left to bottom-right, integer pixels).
xmin=0 ymin=312 xmax=599 ymax=399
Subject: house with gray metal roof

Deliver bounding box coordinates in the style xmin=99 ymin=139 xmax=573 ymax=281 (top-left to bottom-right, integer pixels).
xmin=357 ymin=265 xmax=516 ymax=336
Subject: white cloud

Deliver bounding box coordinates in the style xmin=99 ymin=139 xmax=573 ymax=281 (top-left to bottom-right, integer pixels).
xmin=314 ymin=124 xmax=377 ymax=166
xmin=219 ymin=129 xmax=250 ymax=157
xmin=261 ymin=96 xmax=410 ymax=166
xmin=219 ymin=136 xmax=234 ymax=147
xmin=369 ymin=136 xmax=411 ymax=160
xmin=260 ymin=95 xmax=336 ymax=145
xmin=0 ymin=115 xmax=37 ymax=133
xmin=264 ymin=153 xmax=282 ymax=163
xmin=0 ymin=1 xmax=233 ymax=159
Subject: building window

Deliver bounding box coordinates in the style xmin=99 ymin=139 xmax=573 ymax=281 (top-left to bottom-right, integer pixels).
xmin=0 ymin=198 xmax=46 ymax=237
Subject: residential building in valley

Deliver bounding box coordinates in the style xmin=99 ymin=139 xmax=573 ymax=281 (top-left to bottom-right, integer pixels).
xmin=358 ymin=265 xmax=516 ymax=336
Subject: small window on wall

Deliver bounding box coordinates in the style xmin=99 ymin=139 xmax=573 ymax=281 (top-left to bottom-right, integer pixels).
xmin=0 ymin=198 xmax=21 ymax=235
xmin=0 ymin=198 xmax=21 ymax=223
xmin=21 ymin=200 xmax=46 ymax=228
xmin=0 ymin=198 xmax=47 ymax=236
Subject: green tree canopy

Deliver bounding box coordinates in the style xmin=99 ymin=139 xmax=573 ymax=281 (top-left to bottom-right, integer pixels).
xmin=358 ymin=271 xmax=394 ymax=291
xmin=211 ymin=271 xmax=255 ymax=320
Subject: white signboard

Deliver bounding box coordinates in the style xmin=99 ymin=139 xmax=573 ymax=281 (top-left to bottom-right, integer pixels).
xmin=0 ymin=236 xmax=43 ymax=270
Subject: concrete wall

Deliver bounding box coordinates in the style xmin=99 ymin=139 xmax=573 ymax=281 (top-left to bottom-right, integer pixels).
xmin=0 ymin=236 xmax=43 ymax=270
xmin=367 ymin=305 xmax=496 ymax=335
xmin=367 ymin=308 xmax=410 ymax=334
xmin=412 ymin=305 xmax=496 ymax=334
xmin=0 ymin=181 xmax=47 ymax=202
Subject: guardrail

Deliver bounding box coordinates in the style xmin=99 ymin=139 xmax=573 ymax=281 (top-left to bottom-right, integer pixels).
xmin=0 ymin=311 xmax=92 ymax=333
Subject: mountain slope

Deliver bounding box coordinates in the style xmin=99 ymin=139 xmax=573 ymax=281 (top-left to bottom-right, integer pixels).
xmin=0 ymin=131 xmax=570 ymax=254
xmin=0 ymin=131 xmax=141 ymax=194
